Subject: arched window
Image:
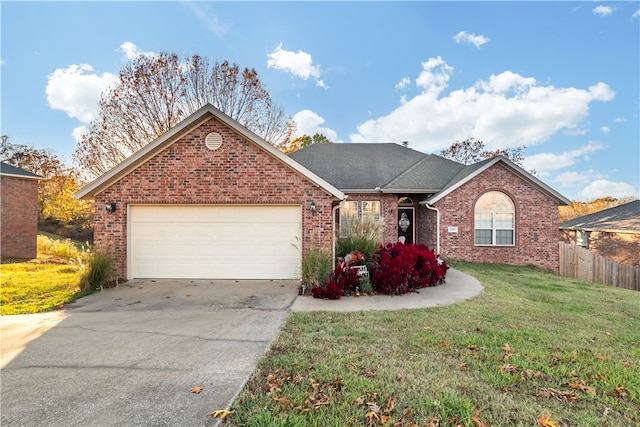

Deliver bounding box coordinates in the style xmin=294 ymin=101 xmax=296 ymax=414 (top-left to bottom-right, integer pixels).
xmin=474 ymin=191 xmax=515 ymax=246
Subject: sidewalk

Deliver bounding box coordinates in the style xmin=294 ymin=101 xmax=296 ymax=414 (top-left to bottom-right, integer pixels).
xmin=290 ymin=268 xmax=483 ymax=312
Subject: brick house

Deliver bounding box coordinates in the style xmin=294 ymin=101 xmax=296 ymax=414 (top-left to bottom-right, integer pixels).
xmin=77 ymin=103 xmax=570 ymax=280
xmin=1 ymin=162 xmax=44 ymax=259
xmin=559 ymin=200 xmax=640 ymax=267
xmin=291 ymin=143 xmax=570 ymax=272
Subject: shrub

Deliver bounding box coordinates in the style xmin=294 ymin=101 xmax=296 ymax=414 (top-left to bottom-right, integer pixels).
xmin=335 ymin=217 xmax=381 ymax=264
xmin=37 ymin=235 xmax=85 ymax=259
xmin=79 ymin=252 xmax=113 ymax=291
xmin=301 ymin=248 xmax=332 ymax=290
xmin=312 ymin=263 xmax=361 ymax=300
xmin=370 ymin=242 xmax=448 ymax=295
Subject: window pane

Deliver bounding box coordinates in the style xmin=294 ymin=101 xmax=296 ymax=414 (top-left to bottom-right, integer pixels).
xmin=475 ymin=213 xmax=492 ymax=229
xmin=362 ymin=201 xmax=380 ymax=222
xmin=475 ymin=229 xmax=492 ymax=245
xmin=495 ymin=213 xmax=514 ymax=229
xmin=576 ymin=230 xmax=588 ymax=246
xmin=496 ymin=230 xmax=514 ymax=245
xmin=476 ymin=191 xmax=514 ymax=211
xmin=339 ymin=201 xmax=358 ymax=237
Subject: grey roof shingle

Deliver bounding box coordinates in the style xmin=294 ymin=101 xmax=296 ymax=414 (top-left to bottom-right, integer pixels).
xmin=0 ymin=162 xmax=43 ymax=179
xmin=288 ymin=143 xmax=463 ymax=192
xmin=559 ymin=200 xmax=640 ymax=233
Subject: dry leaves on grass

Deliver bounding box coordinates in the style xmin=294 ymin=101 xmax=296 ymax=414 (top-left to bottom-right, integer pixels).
xmin=355 ymin=392 xmax=398 ymax=426
xmin=537 ymin=388 xmax=577 ymax=402
xmin=537 ymin=413 xmax=558 ymax=427
xmin=568 ymin=379 xmax=596 ymax=396
xmin=472 ymin=409 xmax=489 ymax=427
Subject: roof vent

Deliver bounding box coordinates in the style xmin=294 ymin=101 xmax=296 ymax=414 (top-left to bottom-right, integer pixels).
xmin=205 ymin=132 xmax=223 ymax=150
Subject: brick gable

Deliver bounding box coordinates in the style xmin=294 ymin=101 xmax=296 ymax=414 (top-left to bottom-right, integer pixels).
xmin=434 ymin=162 xmax=560 ymax=271
xmin=94 ymin=116 xmax=335 ymax=279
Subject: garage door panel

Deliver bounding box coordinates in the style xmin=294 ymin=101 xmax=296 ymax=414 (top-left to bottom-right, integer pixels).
xmin=129 ymin=205 xmax=302 ymax=279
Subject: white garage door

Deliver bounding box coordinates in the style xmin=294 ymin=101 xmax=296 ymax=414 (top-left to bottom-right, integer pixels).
xmin=129 ymin=205 xmax=302 ymax=280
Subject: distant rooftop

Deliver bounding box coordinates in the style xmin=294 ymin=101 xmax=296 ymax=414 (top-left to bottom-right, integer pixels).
xmin=559 ymin=200 xmax=640 ymax=234
xmin=0 ymin=162 xmax=43 ymax=179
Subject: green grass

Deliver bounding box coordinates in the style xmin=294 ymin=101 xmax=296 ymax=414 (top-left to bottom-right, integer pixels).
xmin=223 ymin=263 xmax=640 ymax=427
xmin=0 ymin=234 xmax=92 ymax=315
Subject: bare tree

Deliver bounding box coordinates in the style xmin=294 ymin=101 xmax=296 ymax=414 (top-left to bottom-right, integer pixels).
xmin=439 ymin=137 xmax=486 ymax=165
xmin=74 ymin=53 xmax=294 ymax=177
xmin=440 ymin=137 xmax=530 ymax=171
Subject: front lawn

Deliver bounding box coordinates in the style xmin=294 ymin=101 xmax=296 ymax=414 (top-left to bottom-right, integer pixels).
xmin=0 ymin=234 xmax=91 ymax=315
xmin=223 ymin=263 xmax=640 ymax=426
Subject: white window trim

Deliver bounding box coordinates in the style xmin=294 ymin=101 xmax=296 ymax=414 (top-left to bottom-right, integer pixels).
xmin=474 ymin=192 xmax=515 ymax=247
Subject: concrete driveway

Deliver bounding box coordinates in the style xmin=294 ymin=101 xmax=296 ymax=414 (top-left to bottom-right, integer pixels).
xmin=1 ymin=279 xmax=300 ymax=427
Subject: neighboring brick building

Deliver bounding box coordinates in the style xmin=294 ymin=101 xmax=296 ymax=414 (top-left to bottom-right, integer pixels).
xmin=78 ymin=103 xmax=570 ymax=280
xmin=1 ymin=162 xmax=43 ymax=259
xmin=560 ymin=200 xmax=640 ymax=268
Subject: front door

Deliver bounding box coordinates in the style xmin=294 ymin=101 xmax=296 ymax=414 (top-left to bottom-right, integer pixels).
xmin=397 ymin=207 xmax=415 ymax=244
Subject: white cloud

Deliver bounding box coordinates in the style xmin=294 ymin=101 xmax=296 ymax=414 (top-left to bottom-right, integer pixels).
xmin=395 ymin=77 xmax=410 ymax=90
xmin=72 ymin=126 xmax=88 ymax=142
xmin=46 ymin=64 xmax=116 ymax=123
xmin=267 ymin=43 xmax=326 ymax=88
xmin=523 ymin=141 xmax=606 ymax=176
xmin=580 ymin=180 xmax=638 ymax=200
xmin=552 ymin=169 xmax=607 ymax=187
xmin=600 ymin=126 xmax=610 ymax=133
xmin=614 ymin=117 xmax=627 ymax=123
xmin=415 ymin=56 xmax=454 ymax=95
xmin=117 ymin=42 xmax=156 ymax=61
xmin=292 ymin=110 xmax=338 ymax=141
xmin=633 ymin=9 xmax=640 ymax=20
xmin=593 ymin=5 xmax=614 ymax=16
xmin=453 ymin=31 xmax=490 ymax=48
xmin=349 ymin=57 xmax=616 ymax=153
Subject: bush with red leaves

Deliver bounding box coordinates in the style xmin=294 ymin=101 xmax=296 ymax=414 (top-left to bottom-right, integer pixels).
xmin=370 ymin=242 xmax=448 ymax=295
xmin=312 ymin=262 xmax=360 ymax=299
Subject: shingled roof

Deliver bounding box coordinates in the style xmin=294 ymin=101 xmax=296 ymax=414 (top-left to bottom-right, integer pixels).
xmin=0 ymin=162 xmax=43 ymax=180
xmin=289 ymin=143 xmax=570 ymax=206
xmin=288 ymin=143 xmax=464 ymax=192
xmin=559 ymin=200 xmax=640 ymax=234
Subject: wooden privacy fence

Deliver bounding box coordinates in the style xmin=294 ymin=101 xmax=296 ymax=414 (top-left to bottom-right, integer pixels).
xmin=559 ymin=242 xmax=640 ymax=291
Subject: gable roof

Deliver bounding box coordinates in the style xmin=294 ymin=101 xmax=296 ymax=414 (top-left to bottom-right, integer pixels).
xmin=0 ymin=162 xmax=44 ymax=180
xmin=76 ymin=103 xmax=344 ymax=200
xmin=289 ymin=143 xmax=465 ymax=193
xmin=559 ymin=200 xmax=640 ymax=234
xmin=425 ymin=156 xmax=571 ymax=206
xmin=289 ymin=143 xmax=570 ymax=206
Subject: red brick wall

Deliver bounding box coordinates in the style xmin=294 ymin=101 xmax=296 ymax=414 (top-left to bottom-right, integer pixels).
xmin=1 ymin=176 xmax=39 ymax=259
xmin=560 ymin=229 xmax=640 ymax=268
xmin=434 ymin=163 xmax=561 ymax=271
xmin=94 ymin=116 xmax=336 ymax=279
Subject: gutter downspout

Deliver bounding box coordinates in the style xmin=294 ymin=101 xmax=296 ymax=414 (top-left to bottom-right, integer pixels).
xmin=425 ymin=203 xmax=440 ymax=255
xmin=332 ymin=198 xmax=347 ymax=269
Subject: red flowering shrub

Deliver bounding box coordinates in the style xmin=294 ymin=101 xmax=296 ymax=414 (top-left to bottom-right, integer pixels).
xmin=311 ymin=263 xmax=360 ymax=299
xmin=370 ymin=242 xmax=448 ymax=295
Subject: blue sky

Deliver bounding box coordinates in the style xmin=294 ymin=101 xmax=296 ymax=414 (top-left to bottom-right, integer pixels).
xmin=2 ymin=1 xmax=638 ymax=201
